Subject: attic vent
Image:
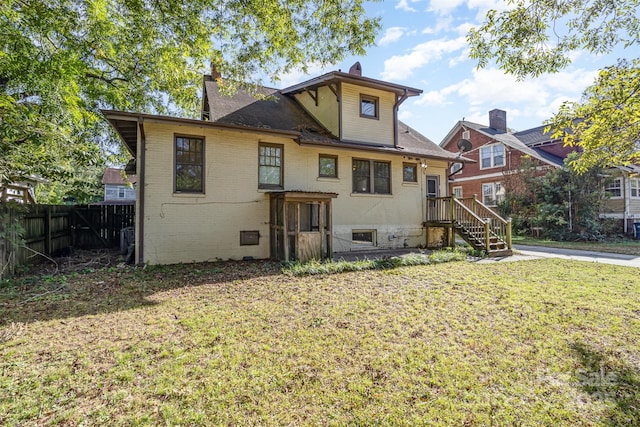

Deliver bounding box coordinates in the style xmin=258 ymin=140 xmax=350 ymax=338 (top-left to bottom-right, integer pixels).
xmin=349 ymin=62 xmax=362 ymax=76
xmin=462 ymin=130 xmax=470 ymax=140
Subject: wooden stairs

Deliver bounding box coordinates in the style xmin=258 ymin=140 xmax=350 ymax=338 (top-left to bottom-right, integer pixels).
xmin=425 ymin=196 xmax=513 ymax=257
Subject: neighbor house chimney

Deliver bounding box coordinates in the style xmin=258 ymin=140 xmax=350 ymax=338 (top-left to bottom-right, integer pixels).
xmin=349 ymin=62 xmax=362 ymax=76
xmin=489 ymin=109 xmax=507 ymax=133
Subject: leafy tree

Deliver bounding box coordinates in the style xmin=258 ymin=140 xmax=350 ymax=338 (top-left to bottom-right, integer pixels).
xmin=499 ymin=153 xmax=611 ymax=240
xmin=468 ymin=0 xmax=640 ymax=170
xmin=1 ymin=0 xmax=379 ymax=187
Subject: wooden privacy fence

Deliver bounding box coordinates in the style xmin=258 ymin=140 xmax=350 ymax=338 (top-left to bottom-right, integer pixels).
xmin=0 ymin=204 xmax=134 ymax=278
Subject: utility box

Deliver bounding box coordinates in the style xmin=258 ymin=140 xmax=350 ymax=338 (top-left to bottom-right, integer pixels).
xmin=634 ymin=222 xmax=640 ymax=240
xmin=120 ymin=226 xmax=135 ymax=253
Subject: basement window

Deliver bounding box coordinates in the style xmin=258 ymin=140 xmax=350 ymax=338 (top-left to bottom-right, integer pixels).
xmin=352 ymin=230 xmax=376 ymax=246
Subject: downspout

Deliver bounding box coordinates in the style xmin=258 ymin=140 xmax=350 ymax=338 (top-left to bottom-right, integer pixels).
xmin=137 ymin=119 xmax=146 ymax=265
xmin=393 ymin=89 xmax=409 ymax=147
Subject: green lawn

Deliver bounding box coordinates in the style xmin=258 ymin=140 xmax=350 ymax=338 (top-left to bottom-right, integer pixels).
xmin=513 ymin=235 xmax=640 ymax=256
xmin=1 ymin=258 xmax=639 ymax=426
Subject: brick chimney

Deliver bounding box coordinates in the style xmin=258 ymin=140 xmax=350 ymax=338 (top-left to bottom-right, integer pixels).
xmin=349 ymin=61 xmax=362 ymax=76
xmin=489 ymin=109 xmax=507 ymax=133
xmin=210 ymin=62 xmax=221 ymax=80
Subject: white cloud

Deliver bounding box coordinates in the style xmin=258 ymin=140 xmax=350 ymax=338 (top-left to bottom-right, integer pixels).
xmin=428 ymin=0 xmax=465 ymax=14
xmin=415 ymin=66 xmax=599 ymax=127
xmin=396 ymin=0 xmax=419 ymax=12
xmin=379 ymin=27 xmax=408 ymax=46
xmin=422 ymin=15 xmax=454 ymax=34
xmin=381 ymin=37 xmax=468 ymax=81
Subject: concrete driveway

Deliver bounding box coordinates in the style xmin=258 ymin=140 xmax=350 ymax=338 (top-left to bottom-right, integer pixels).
xmin=507 ymin=245 xmax=640 ymax=268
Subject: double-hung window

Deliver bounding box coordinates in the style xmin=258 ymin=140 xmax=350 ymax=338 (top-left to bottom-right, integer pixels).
xmin=630 ymin=178 xmax=639 ymax=198
xmin=480 ymin=143 xmax=505 ymax=169
xmin=605 ymin=177 xmax=622 ymax=198
xmin=352 ymin=159 xmax=391 ymax=194
xmin=482 ymin=182 xmax=504 ymax=206
xmin=259 ymin=143 xmax=284 ymax=189
xmin=175 ymin=135 xmax=204 ymax=193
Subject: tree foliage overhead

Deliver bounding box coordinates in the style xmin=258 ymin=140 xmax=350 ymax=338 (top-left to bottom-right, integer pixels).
xmin=0 ymin=0 xmax=379 ymax=185
xmin=468 ymin=0 xmax=640 ymax=170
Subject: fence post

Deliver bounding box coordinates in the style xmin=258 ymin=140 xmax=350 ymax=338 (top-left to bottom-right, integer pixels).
xmin=44 ymin=205 xmax=52 ymax=255
xmin=506 ymin=217 xmax=512 ymax=249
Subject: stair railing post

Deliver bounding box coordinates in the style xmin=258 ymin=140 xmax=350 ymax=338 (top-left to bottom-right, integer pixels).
xmin=506 ymin=217 xmax=512 ymax=249
xmin=485 ymin=218 xmax=491 ymax=253
xmin=449 ymin=196 xmax=455 ymax=247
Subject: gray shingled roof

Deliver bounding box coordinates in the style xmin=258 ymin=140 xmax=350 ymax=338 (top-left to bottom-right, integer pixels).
xmin=458 ymin=121 xmax=564 ymax=167
xmin=203 ymin=78 xmax=462 ymax=161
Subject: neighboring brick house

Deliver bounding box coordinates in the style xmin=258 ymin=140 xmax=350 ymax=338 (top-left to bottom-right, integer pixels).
xmin=101 ymin=167 xmax=136 ymax=203
xmin=440 ymin=109 xmax=567 ymax=207
xmin=441 ymin=109 xmax=640 ymax=236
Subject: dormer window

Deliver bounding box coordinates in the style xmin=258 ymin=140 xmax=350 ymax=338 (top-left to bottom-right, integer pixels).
xmin=360 ymin=95 xmax=379 ymax=119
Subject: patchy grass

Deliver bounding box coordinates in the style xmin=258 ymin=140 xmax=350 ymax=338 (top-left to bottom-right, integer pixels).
xmin=283 ymin=248 xmax=467 ymax=276
xmin=1 ymin=258 xmax=639 ymax=425
xmin=513 ymin=236 xmax=640 ymax=256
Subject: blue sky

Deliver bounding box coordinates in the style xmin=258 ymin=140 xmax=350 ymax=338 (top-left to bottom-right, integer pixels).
xmin=273 ymin=0 xmax=631 ymax=144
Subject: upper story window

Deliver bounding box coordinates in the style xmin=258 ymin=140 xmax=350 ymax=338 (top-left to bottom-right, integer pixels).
xmin=403 ymin=163 xmax=417 ymax=183
xmin=352 ymin=159 xmax=390 ymax=194
xmin=175 ymin=135 xmax=204 ymax=193
xmin=630 ymin=178 xmax=639 ymax=198
xmin=360 ymin=95 xmax=379 ymax=119
xmin=450 ymin=162 xmax=463 ymax=174
xmin=259 ymin=143 xmax=283 ymax=189
xmin=319 ymin=154 xmax=338 ymax=178
xmin=480 ymin=143 xmax=505 ymax=169
xmin=605 ymin=177 xmax=622 ymax=198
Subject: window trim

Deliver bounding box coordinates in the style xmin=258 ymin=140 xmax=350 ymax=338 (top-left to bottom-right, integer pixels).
xmin=452 ymin=186 xmax=463 ymax=198
xmin=174 ymin=134 xmax=205 ymax=194
xmin=605 ymin=177 xmax=623 ymax=199
xmin=352 ymin=158 xmax=391 ymax=195
xmin=479 ymin=143 xmax=505 ymax=170
xmin=359 ymin=94 xmax=379 ymax=120
xmin=402 ymin=162 xmax=418 ymax=183
xmin=318 ymin=154 xmax=338 ymax=178
xmin=258 ymin=142 xmax=284 ymax=190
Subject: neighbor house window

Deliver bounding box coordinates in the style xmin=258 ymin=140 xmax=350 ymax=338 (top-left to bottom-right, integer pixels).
xmin=259 ymin=143 xmax=283 ymax=189
xmin=175 ymin=135 xmax=204 ymax=193
xmin=352 ymin=159 xmax=391 ymax=194
xmin=630 ymin=178 xmax=639 ymax=198
xmin=452 ymin=187 xmax=463 ymax=198
xmin=118 ymin=187 xmax=126 ymax=198
xmin=480 ymin=143 xmax=505 ymax=169
xmin=482 ymin=182 xmax=504 ymax=206
xmin=450 ymin=162 xmax=463 ymax=174
xmin=605 ymin=177 xmax=622 ymax=198
xmin=403 ymin=163 xmax=418 ymax=182
xmin=319 ymin=154 xmax=338 ymax=178
xmin=360 ymin=95 xmax=379 ymax=119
